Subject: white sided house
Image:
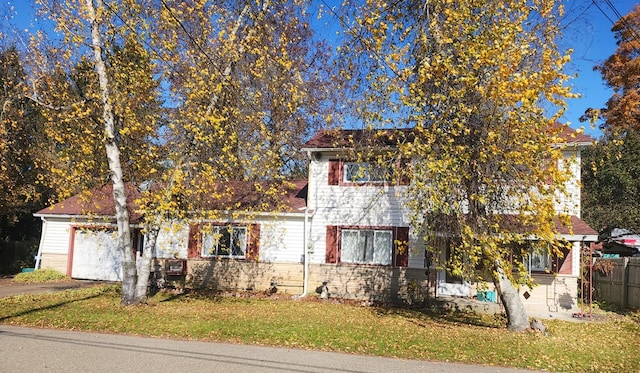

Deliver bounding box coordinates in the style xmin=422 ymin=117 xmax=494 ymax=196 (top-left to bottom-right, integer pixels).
xmin=34 ymin=181 xmax=310 ymax=291
xmin=300 ymin=126 xmax=597 ymax=315
xmin=34 ymin=126 xmax=598 ymax=316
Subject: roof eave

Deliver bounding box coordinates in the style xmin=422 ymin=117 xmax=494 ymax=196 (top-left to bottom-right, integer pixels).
xmin=553 ymin=141 xmax=594 ymax=148
xmin=559 ymin=234 xmax=599 ymax=242
xmin=300 ymin=146 xmax=399 ymax=153
xmin=33 ymin=213 xmax=115 ymax=220
xmin=304 ymin=143 xmax=594 ymax=153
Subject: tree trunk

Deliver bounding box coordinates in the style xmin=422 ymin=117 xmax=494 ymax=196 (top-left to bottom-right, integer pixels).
xmin=492 ymin=261 xmax=529 ymax=332
xmin=86 ymin=0 xmax=136 ymax=306
xmin=133 ymin=224 xmax=159 ymax=302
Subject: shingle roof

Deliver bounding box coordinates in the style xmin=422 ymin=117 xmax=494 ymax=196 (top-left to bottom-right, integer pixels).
xmin=495 ymin=214 xmax=598 ymax=237
xmin=190 ymin=179 xmax=308 ymax=213
xmin=554 ymin=124 xmax=594 ymax=144
xmin=35 ymin=180 xmax=309 ymax=221
xmin=556 ymin=216 xmax=598 ymax=237
xmin=302 ymin=128 xmax=414 ymax=149
xmin=34 ymin=183 xmax=143 ymax=221
xmin=302 ymin=125 xmax=594 ymax=149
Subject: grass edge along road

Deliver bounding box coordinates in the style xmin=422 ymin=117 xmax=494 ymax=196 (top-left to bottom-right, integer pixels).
xmin=0 ymin=285 xmax=638 ymax=373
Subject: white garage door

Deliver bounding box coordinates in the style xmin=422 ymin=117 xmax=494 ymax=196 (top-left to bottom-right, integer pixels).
xmin=72 ymin=228 xmax=122 ymax=281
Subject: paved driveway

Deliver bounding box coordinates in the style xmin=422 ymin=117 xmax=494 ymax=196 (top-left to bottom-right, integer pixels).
xmin=0 ymin=325 xmax=539 ymax=373
xmin=0 ymin=277 xmax=102 ymax=298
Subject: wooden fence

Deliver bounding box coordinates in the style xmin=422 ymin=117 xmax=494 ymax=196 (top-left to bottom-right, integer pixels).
xmin=593 ymin=257 xmax=640 ymax=310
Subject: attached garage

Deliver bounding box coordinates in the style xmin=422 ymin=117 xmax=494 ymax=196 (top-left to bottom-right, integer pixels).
xmin=71 ymin=228 xmax=122 ymax=281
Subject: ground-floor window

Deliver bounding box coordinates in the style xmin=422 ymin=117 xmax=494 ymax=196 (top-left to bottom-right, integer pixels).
xmin=201 ymin=226 xmax=247 ymax=258
xmin=341 ymin=229 xmax=393 ymax=265
xmin=326 ymin=225 xmax=408 ymax=266
xmin=527 ymin=251 xmax=552 ymax=272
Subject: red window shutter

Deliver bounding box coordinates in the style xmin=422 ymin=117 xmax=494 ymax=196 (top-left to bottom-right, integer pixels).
xmin=328 ymin=160 xmax=341 ymax=185
xmin=398 ymin=158 xmax=411 ymax=185
xmin=395 ymin=227 xmax=409 ymax=267
xmin=326 ymin=225 xmax=338 ymax=263
xmin=246 ymin=224 xmax=260 ymax=261
xmin=188 ymin=224 xmax=201 ymax=258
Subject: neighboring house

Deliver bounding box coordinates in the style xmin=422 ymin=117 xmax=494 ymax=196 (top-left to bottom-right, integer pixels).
xmin=34 ymin=126 xmax=598 ymax=315
xmin=34 ymin=181 xmax=309 ymax=289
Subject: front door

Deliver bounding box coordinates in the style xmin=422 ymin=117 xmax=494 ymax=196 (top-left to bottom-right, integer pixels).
xmin=435 ymin=242 xmax=471 ymax=297
xmin=436 ymin=269 xmax=471 ymax=297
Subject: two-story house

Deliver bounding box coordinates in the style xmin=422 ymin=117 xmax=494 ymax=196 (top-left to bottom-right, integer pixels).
xmin=34 ymin=126 xmax=597 ymax=315
xmin=299 ymin=127 xmax=598 ymax=314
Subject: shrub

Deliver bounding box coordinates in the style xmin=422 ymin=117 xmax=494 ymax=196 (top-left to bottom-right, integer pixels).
xmin=593 ymin=259 xmax=617 ymax=276
xmin=13 ymin=269 xmax=67 ymax=283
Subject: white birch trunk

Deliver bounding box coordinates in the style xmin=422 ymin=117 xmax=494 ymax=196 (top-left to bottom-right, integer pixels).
xmin=86 ymin=0 xmax=136 ymax=305
xmin=134 ymin=223 xmax=159 ymax=301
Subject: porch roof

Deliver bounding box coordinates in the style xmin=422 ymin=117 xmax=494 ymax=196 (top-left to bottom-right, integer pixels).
xmin=556 ymin=216 xmax=599 ymax=240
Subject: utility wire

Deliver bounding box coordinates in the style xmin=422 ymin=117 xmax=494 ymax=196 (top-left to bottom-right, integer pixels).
xmin=592 ymin=0 xmax=640 ymax=56
xmin=591 ymin=0 xmax=616 ymax=25
xmin=602 ymin=0 xmax=640 ymax=49
xmin=602 ymin=0 xmax=624 ymax=20
xmin=102 ymin=0 xmax=171 ymax=66
xmin=158 ymin=0 xmax=217 ymax=68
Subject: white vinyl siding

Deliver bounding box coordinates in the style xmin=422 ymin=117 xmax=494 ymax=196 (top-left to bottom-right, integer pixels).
xmin=39 ymin=219 xmax=73 ymax=255
xmin=258 ymin=219 xmax=305 ymax=263
xmin=556 ymin=149 xmax=582 ymax=217
xmin=307 ymin=157 xmax=411 ymax=266
xmin=154 ymin=222 xmax=189 ymax=259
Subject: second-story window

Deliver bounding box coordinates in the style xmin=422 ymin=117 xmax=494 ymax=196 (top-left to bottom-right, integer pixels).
xmin=343 ymin=162 xmax=392 ymax=183
xmin=329 ymin=159 xmax=409 ymax=186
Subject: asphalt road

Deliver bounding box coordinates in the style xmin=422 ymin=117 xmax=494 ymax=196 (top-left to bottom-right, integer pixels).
xmin=0 ymin=325 xmax=538 ymax=373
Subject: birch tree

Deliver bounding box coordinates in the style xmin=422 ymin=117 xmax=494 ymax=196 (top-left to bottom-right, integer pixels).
xmin=338 ymin=0 xmax=576 ymax=331
xmin=30 ymin=0 xmax=333 ymax=305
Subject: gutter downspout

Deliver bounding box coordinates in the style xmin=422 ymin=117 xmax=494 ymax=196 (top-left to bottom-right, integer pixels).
xmin=295 ymin=150 xmax=315 ymax=299
xmin=299 ymin=206 xmax=309 ymax=297
xmin=295 ymin=207 xmax=316 ymax=298
xmin=34 ymin=217 xmax=47 ymax=270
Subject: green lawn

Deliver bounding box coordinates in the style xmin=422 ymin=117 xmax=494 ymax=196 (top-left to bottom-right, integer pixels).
xmin=1 ymin=285 xmax=638 ymax=372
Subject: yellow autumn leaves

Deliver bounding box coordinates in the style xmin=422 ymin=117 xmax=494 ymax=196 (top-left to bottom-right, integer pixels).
xmin=337 ymin=0 xmax=577 ymax=289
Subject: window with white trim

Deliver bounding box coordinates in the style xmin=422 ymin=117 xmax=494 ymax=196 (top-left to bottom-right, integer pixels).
xmin=201 ymin=226 xmax=247 ymax=258
xmin=343 ymin=162 xmax=392 ymax=183
xmin=341 ymin=229 xmax=393 ymax=265
xmin=527 ymin=251 xmax=551 ymax=272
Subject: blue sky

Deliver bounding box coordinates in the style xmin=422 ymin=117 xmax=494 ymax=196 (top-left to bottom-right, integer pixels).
xmin=560 ymin=0 xmax=637 ymax=138
xmin=2 ymin=0 xmax=636 ymax=139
